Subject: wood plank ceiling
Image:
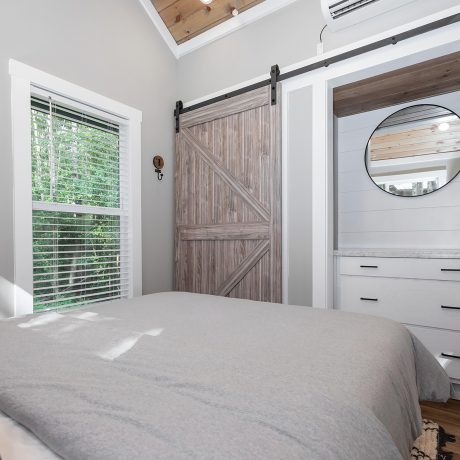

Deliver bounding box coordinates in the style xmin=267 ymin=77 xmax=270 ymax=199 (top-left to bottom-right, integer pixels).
xmin=152 ymin=0 xmax=265 ymax=44
xmin=334 ymin=51 xmax=460 ymax=117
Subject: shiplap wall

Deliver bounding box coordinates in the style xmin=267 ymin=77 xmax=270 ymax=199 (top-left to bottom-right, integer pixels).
xmin=337 ymin=92 xmax=460 ymax=249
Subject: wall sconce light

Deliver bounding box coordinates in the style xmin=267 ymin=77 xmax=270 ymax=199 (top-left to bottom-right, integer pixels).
xmin=153 ymin=155 xmax=164 ymax=181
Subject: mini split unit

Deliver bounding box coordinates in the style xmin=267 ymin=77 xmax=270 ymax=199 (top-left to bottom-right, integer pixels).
xmin=321 ymin=0 xmax=416 ymax=31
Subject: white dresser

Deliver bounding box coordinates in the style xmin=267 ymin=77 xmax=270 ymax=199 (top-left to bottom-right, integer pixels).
xmin=335 ymin=249 xmax=460 ymax=398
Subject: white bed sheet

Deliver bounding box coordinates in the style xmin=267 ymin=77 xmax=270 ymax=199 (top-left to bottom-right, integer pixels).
xmin=0 ymin=411 xmax=59 ymax=460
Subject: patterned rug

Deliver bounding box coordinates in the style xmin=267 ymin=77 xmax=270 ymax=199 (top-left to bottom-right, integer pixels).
xmin=411 ymin=419 xmax=456 ymax=460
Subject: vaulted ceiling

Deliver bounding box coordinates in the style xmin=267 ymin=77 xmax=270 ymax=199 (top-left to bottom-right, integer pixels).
xmin=151 ymin=0 xmax=265 ymax=44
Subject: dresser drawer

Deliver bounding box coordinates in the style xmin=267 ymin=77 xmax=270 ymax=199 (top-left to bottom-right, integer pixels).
xmin=339 ymin=257 xmax=460 ymax=282
xmin=406 ymin=325 xmax=460 ymax=381
xmin=336 ymin=276 xmax=460 ymax=331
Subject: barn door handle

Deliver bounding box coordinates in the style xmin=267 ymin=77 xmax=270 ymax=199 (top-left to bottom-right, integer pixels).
xmin=441 ymin=353 xmax=460 ymax=360
xmin=441 ymin=305 xmax=460 ymax=310
xmin=360 ymin=297 xmax=378 ymax=302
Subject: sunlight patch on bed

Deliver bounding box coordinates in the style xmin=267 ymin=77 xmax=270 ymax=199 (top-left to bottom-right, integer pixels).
xmin=58 ymin=323 xmax=86 ymax=334
xmin=97 ymin=328 xmax=165 ymax=361
xmin=17 ymin=312 xmax=63 ymax=329
xmin=68 ymin=312 xmax=99 ymax=321
xmin=97 ymin=335 xmax=142 ymax=361
xmin=145 ymin=328 xmax=164 ymax=337
xmin=67 ymin=311 xmax=117 ymax=322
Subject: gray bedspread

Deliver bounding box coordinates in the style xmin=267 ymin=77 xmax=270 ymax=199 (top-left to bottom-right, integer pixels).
xmin=0 ymin=292 xmax=452 ymax=460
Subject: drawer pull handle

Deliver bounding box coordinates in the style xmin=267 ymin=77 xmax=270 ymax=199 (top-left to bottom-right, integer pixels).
xmin=441 ymin=353 xmax=460 ymax=360
xmin=441 ymin=305 xmax=460 ymax=311
xmin=360 ymin=265 xmax=378 ymax=269
xmin=360 ymin=297 xmax=378 ymax=302
xmin=441 ymin=268 xmax=460 ymax=272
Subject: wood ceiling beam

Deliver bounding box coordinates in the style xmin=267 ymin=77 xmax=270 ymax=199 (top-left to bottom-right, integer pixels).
xmin=334 ymin=51 xmax=460 ymax=118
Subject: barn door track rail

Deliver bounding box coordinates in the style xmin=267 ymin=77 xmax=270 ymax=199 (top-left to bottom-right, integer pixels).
xmin=174 ymin=11 xmax=460 ymax=132
xmin=175 ymin=63 xmax=280 ymax=132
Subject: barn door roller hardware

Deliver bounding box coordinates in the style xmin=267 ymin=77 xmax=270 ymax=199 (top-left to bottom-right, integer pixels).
xmin=175 ymin=100 xmax=183 ymax=133
xmin=174 ymin=64 xmax=280 ymax=131
xmin=271 ymin=64 xmax=280 ymax=106
xmin=174 ymin=12 xmax=460 ymax=118
xmin=174 ymin=65 xmax=280 ymax=133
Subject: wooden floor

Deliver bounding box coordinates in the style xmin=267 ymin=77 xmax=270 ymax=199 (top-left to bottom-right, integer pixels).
xmin=421 ymin=399 xmax=460 ymax=459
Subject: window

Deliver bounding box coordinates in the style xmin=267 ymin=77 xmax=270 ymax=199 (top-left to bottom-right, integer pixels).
xmin=10 ymin=60 xmax=142 ymax=317
xmin=31 ymin=96 xmax=129 ymax=311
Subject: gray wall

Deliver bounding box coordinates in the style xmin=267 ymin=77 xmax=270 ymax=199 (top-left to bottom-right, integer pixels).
xmin=286 ymin=87 xmax=313 ymax=306
xmin=0 ymin=0 xmax=177 ymax=316
xmin=177 ymin=0 xmax=460 ymax=103
xmin=2 ymin=0 xmax=457 ymax=315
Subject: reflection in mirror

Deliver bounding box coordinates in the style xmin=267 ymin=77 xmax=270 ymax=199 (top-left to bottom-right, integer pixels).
xmin=365 ymin=104 xmax=460 ymax=197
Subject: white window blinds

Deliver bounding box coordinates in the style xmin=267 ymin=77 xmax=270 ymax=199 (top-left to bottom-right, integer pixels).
xmin=31 ymin=94 xmax=131 ymax=312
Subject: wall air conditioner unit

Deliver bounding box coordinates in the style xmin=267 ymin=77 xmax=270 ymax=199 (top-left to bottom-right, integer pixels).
xmin=321 ymin=0 xmax=416 ymax=31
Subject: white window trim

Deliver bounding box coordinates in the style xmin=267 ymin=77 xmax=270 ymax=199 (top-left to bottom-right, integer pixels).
xmin=9 ymin=59 xmax=142 ymax=317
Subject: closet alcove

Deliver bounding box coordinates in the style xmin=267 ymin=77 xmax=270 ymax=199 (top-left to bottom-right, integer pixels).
xmin=333 ymin=50 xmax=460 ymax=398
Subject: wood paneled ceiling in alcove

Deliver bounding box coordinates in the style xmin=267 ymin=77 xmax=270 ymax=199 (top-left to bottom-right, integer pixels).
xmin=151 ymin=0 xmax=265 ymax=44
xmin=334 ymin=51 xmax=460 ymax=118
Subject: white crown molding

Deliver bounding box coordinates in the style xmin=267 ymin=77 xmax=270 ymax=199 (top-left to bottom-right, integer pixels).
xmin=138 ymin=0 xmax=180 ymax=58
xmin=138 ymin=0 xmax=300 ymax=60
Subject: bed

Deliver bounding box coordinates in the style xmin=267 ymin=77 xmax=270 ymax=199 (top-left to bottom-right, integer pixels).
xmin=0 ymin=292 xmax=452 ymax=460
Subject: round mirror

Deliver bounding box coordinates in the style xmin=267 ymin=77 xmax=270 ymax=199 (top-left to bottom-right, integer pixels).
xmin=365 ymin=104 xmax=460 ymax=197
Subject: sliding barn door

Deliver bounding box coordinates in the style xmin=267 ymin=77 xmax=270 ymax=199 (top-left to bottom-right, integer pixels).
xmin=175 ymin=86 xmax=281 ymax=303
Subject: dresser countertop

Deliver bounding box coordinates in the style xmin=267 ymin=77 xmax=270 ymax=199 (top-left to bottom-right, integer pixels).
xmin=334 ymin=248 xmax=460 ymax=259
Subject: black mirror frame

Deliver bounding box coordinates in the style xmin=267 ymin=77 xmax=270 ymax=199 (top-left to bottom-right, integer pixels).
xmin=364 ymin=103 xmax=460 ymax=198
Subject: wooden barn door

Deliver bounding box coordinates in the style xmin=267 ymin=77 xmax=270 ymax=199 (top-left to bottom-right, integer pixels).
xmin=175 ymin=86 xmax=281 ymax=303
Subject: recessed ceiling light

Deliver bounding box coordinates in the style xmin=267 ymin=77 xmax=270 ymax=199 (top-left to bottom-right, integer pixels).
xmin=200 ymin=0 xmax=213 ymax=4
xmin=438 ymin=122 xmax=450 ymax=132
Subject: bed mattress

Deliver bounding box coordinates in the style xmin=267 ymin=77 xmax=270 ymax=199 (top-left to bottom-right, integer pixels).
xmin=0 ymin=292 xmax=452 ymax=460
